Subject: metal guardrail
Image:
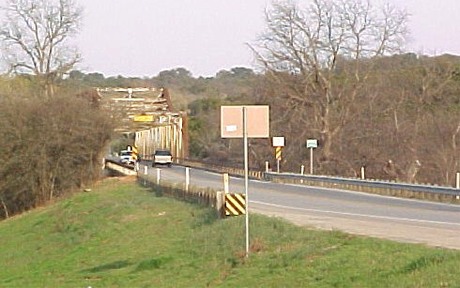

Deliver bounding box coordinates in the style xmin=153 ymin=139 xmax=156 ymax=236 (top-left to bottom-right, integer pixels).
xmin=265 ymin=172 xmax=460 ymax=195
xmin=265 ymin=172 xmax=460 ymax=203
xmin=177 ymin=158 xmax=263 ymax=179
xmin=177 ymin=158 xmax=460 ymax=201
xmin=104 ymin=157 xmax=460 ymax=203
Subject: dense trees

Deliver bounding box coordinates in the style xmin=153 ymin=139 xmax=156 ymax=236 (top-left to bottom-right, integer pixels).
xmin=252 ymin=0 xmax=409 ymax=173
xmin=0 ymin=55 xmax=458 ymax=219
xmin=0 ymin=0 xmax=458 ymax=219
xmin=0 ymin=90 xmax=114 ymax=219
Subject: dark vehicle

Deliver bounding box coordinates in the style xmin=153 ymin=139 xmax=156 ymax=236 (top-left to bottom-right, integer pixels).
xmin=152 ymin=149 xmax=172 ymax=167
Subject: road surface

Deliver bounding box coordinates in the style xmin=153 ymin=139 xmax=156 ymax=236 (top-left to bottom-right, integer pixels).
xmin=143 ymin=164 xmax=460 ymax=250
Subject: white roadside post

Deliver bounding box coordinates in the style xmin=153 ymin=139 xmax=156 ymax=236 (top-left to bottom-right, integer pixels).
xmin=142 ymin=165 xmax=148 ymax=186
xmin=156 ymin=168 xmax=161 ymax=185
xmin=223 ymin=173 xmax=229 ymax=194
xmin=456 ymin=172 xmax=460 ymax=189
xmin=361 ymin=166 xmax=365 ymax=180
xmin=306 ymin=139 xmax=318 ymax=174
xmin=185 ymin=167 xmax=190 ymax=192
xmin=300 ymin=165 xmax=305 ymax=184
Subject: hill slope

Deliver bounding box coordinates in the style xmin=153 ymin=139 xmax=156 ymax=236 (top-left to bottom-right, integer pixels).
xmin=1 ymin=177 xmax=460 ymax=287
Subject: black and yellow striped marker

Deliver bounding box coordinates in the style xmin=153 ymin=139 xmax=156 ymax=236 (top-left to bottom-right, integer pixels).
xmin=225 ymin=193 xmax=246 ymax=216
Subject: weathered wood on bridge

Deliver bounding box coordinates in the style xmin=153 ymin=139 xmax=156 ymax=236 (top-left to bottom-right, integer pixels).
xmin=98 ymin=87 xmax=188 ymax=160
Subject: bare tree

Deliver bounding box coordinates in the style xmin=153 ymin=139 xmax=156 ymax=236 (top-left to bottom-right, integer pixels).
xmin=0 ymin=0 xmax=82 ymax=98
xmin=252 ymin=0 xmax=408 ymax=172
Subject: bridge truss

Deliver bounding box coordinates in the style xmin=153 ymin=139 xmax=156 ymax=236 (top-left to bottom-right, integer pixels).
xmin=98 ymin=87 xmax=188 ymax=160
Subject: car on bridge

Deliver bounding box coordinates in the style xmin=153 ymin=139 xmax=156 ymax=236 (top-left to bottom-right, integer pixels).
xmin=152 ymin=149 xmax=173 ymax=167
xmin=119 ymin=150 xmax=137 ymax=166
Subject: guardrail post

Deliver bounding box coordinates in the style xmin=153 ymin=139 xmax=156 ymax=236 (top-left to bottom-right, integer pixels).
xmin=185 ymin=167 xmax=190 ymax=192
xmin=456 ymin=172 xmax=459 ymax=189
xmin=216 ymin=191 xmax=225 ymax=218
xmin=223 ymin=173 xmax=229 ymax=194
xmin=300 ymin=165 xmax=305 ymax=184
xmin=156 ymin=168 xmax=161 ymax=185
xmin=265 ymin=161 xmax=269 ymax=173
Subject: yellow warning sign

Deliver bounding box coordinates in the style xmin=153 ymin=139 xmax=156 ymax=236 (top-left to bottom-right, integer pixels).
xmin=133 ymin=115 xmax=154 ymax=122
xmin=275 ymin=147 xmax=282 ymax=160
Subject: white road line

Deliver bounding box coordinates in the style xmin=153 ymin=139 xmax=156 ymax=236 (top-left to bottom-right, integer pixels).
xmin=252 ymin=200 xmax=460 ymax=227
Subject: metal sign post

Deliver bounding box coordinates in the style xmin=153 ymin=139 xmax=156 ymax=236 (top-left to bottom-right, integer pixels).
xmin=243 ymin=107 xmax=250 ymax=257
xmin=275 ymin=147 xmax=282 ymax=173
xmin=306 ymin=139 xmax=318 ymax=175
xmin=309 ymin=148 xmax=314 ymax=174
xmin=221 ymin=105 xmax=269 ymax=258
xmin=273 ymin=137 xmax=284 ymax=174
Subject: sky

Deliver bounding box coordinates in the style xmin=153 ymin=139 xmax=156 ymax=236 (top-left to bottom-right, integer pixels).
xmin=75 ymin=0 xmax=460 ymax=78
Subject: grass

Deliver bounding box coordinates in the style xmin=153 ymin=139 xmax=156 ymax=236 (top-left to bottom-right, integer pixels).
xmin=1 ymin=177 xmax=460 ymax=287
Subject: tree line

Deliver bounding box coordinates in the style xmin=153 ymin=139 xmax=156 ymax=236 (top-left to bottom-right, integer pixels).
xmin=0 ymin=0 xmax=459 ymax=220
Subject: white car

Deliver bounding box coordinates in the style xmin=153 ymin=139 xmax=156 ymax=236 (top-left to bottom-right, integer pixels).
xmin=152 ymin=150 xmax=172 ymax=167
xmin=119 ymin=150 xmax=136 ymax=166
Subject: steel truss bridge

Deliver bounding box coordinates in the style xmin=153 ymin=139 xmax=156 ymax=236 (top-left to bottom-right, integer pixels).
xmin=98 ymin=87 xmax=188 ymax=160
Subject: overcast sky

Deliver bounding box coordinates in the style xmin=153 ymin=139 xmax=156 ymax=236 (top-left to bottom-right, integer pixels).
xmin=76 ymin=0 xmax=460 ymax=78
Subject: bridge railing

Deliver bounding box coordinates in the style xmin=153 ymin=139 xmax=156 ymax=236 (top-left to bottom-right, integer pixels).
xmin=264 ymin=172 xmax=460 ymax=203
xmin=137 ymin=171 xmax=226 ymax=218
xmin=105 ymin=157 xmax=460 ymax=204
xmin=176 ymin=158 xmax=263 ymax=180
xmin=175 ymin=158 xmax=460 ymax=203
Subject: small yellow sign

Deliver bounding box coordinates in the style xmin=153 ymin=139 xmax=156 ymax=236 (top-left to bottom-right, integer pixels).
xmin=133 ymin=115 xmax=154 ymax=122
xmin=275 ymin=147 xmax=282 ymax=160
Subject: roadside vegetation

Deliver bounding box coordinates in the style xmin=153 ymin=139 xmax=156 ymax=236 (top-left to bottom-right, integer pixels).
xmin=1 ymin=178 xmax=460 ymax=287
xmin=0 ymin=0 xmax=458 ymax=221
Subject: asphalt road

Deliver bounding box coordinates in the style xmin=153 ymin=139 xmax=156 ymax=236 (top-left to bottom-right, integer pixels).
xmin=142 ymin=164 xmax=460 ymax=250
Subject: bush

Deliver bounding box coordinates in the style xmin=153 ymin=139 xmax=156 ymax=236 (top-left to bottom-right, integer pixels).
xmin=0 ymin=92 xmax=115 ymax=219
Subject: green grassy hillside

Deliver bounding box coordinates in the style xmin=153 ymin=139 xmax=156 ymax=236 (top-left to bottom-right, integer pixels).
xmin=1 ymin=177 xmax=460 ymax=287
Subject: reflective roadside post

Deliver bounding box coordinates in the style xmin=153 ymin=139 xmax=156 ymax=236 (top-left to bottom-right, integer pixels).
xmin=156 ymin=168 xmax=161 ymax=185
xmin=185 ymin=167 xmax=190 ymax=192
xmin=456 ymin=172 xmax=459 ymax=189
xmin=223 ymin=173 xmax=229 ymax=194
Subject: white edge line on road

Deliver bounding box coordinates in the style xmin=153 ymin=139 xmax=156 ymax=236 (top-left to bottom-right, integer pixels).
xmin=252 ymin=200 xmax=460 ymax=227
xmin=283 ymin=182 xmax=460 ymax=208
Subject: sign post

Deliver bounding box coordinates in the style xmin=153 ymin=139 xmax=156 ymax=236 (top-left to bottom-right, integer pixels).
xmin=242 ymin=107 xmax=249 ymax=258
xmin=221 ymin=105 xmax=269 ymax=257
xmin=306 ymin=139 xmax=318 ymax=174
xmin=273 ymin=137 xmax=284 ymax=173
